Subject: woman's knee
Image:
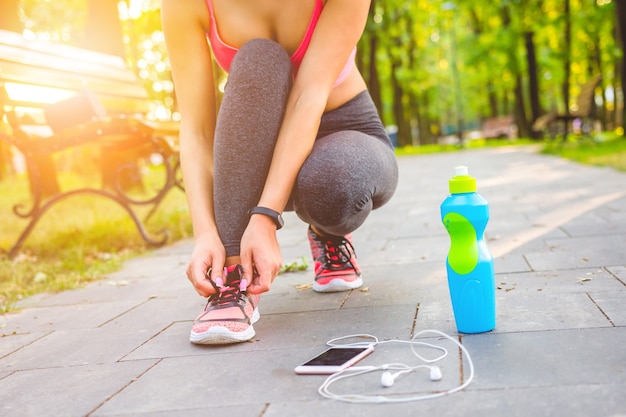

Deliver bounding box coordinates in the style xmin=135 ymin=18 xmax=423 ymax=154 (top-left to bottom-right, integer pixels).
xmin=229 ymin=39 xmax=292 ymax=86
xmin=294 ymin=132 xmax=397 ymax=233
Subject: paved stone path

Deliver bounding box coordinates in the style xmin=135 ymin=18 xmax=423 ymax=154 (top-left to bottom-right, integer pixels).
xmin=1 ymin=146 xmax=625 ymax=416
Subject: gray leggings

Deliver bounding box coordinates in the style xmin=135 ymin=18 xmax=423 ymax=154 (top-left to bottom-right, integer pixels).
xmin=214 ymin=39 xmax=398 ymax=257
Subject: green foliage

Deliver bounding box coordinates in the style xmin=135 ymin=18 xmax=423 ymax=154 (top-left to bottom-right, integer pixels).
xmin=3 ymin=0 xmax=624 ymax=310
xmin=359 ymin=0 xmax=618 ymax=143
xmin=0 ymin=169 xmax=192 ymax=313
xmin=279 ymin=256 xmax=310 ymax=274
xmin=19 ymin=0 xmax=87 ymax=41
xmin=118 ymin=0 xmax=176 ymax=120
xmin=14 ymin=1 xmax=621 ymax=141
xmin=541 ymin=133 xmax=626 ymax=172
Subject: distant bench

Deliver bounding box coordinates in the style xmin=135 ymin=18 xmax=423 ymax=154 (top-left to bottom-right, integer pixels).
xmin=532 ymin=75 xmax=602 ymax=141
xmin=481 ymin=115 xmax=517 ymax=140
xmin=0 ymin=29 xmax=181 ymax=258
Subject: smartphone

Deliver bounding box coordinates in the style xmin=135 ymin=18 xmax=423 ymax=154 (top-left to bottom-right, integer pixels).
xmin=294 ymin=346 xmax=374 ymax=375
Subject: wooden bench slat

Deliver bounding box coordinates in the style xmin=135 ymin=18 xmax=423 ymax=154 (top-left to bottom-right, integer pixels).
xmin=0 ymin=29 xmax=128 ymax=70
xmin=6 ymin=95 xmax=153 ymax=115
xmin=0 ymin=45 xmax=134 ymax=82
xmin=0 ymin=61 xmax=148 ymax=100
xmin=0 ymin=30 xmax=181 ymax=258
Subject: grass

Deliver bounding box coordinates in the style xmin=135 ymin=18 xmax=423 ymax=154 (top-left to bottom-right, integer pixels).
xmin=0 ymin=164 xmax=193 ymax=313
xmin=1 ymin=132 xmax=624 ymax=313
xmin=394 ymin=137 xmax=537 ymax=156
xmin=541 ymin=131 xmax=626 ymax=172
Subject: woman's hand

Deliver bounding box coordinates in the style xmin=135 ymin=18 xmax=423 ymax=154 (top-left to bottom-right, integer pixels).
xmin=186 ymin=231 xmax=226 ymax=297
xmin=240 ymin=214 xmax=283 ymax=294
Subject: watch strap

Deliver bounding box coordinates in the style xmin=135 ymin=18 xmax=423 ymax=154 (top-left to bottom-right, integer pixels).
xmin=248 ymin=206 xmax=284 ymax=229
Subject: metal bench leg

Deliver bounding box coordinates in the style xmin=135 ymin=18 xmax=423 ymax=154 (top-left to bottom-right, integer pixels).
xmin=8 ymin=188 xmax=169 ymax=258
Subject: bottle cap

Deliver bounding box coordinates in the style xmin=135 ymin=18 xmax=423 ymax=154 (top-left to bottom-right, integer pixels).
xmin=449 ymin=165 xmax=476 ymax=194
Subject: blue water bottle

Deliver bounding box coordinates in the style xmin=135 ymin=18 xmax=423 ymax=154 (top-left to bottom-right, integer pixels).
xmin=440 ymin=166 xmax=496 ymax=334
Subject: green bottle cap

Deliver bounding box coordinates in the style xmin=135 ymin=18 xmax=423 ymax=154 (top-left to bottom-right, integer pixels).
xmin=449 ymin=166 xmax=476 ymax=194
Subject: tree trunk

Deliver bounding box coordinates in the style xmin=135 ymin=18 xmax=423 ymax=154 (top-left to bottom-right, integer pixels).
xmin=364 ymin=0 xmax=383 ymax=120
xmin=562 ymin=0 xmax=572 ymax=114
xmin=77 ymin=0 xmax=143 ymax=191
xmin=616 ymin=0 xmax=626 ymax=135
xmin=390 ymin=62 xmax=411 ymax=147
xmin=0 ymin=0 xmax=20 ymax=181
xmin=501 ymin=5 xmax=529 ymax=138
xmin=78 ymin=0 xmax=125 ymax=57
xmin=367 ymin=35 xmax=383 ymax=120
xmin=525 ymin=31 xmax=542 ymax=137
xmin=588 ymin=0 xmax=607 ymax=130
xmin=416 ymin=92 xmax=435 ymax=145
xmin=0 ymin=0 xmax=21 ymax=32
xmin=488 ymin=89 xmax=498 ymax=118
xmin=514 ymin=75 xmax=530 ymax=138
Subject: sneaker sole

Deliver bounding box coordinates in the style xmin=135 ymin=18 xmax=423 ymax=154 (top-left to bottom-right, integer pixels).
xmin=313 ymin=277 xmax=363 ymax=293
xmin=190 ymin=308 xmax=260 ymax=345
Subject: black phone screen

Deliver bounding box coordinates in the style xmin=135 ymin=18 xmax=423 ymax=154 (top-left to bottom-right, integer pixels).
xmin=301 ymin=347 xmax=370 ymax=367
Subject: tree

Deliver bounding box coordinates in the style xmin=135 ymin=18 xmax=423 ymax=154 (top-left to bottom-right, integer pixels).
xmin=78 ymin=0 xmax=125 ymax=57
xmin=361 ymin=0 xmax=384 ymax=116
xmin=616 ymin=0 xmax=626 ymax=135
xmin=0 ymin=0 xmax=21 ymax=32
xmin=562 ymin=0 xmax=572 ymax=115
xmin=0 ymin=0 xmax=21 ymax=182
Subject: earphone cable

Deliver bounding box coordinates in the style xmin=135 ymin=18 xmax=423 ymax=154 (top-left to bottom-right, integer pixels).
xmin=318 ymin=329 xmax=475 ymax=404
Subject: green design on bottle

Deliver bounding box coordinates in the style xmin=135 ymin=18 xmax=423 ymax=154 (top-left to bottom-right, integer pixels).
xmin=443 ymin=212 xmax=479 ymax=275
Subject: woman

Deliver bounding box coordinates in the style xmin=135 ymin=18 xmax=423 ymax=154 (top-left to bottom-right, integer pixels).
xmin=161 ymin=0 xmax=398 ymax=345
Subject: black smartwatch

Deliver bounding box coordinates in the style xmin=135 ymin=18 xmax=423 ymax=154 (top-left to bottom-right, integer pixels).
xmin=248 ymin=206 xmax=284 ymax=230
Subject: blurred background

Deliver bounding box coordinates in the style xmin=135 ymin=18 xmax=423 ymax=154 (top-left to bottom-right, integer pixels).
xmin=0 ymin=0 xmax=624 ymax=312
xmin=0 ymin=0 xmax=622 ymax=148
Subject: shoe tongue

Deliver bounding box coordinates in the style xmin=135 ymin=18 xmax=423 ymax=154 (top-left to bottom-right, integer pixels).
xmin=225 ymin=264 xmax=242 ymax=275
xmin=224 ymin=265 xmax=247 ymax=290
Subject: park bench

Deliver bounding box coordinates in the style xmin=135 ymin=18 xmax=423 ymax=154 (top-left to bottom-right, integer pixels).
xmin=481 ymin=115 xmax=517 ymax=140
xmin=0 ymin=29 xmax=181 ymax=258
xmin=532 ymin=75 xmax=602 ymax=141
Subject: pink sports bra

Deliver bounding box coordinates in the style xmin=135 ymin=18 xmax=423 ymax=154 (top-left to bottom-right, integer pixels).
xmin=206 ymin=0 xmax=356 ymax=87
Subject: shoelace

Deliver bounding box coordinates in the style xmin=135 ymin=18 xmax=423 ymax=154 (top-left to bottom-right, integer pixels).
xmin=207 ymin=266 xmax=249 ymax=309
xmin=318 ymin=236 xmax=357 ymax=272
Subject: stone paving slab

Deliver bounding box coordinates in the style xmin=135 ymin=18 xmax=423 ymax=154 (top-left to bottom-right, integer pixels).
xmin=588 ymin=290 xmax=626 ymax=326
xmin=1 ymin=360 xmax=157 ymax=417
xmin=526 ymin=234 xmax=626 ymax=271
xmin=1 ymin=146 xmax=626 ymax=417
xmin=121 ymin=304 xmax=419 ymax=362
xmin=464 ymin=327 xmax=626 ymax=389
xmin=262 ymin=383 xmax=626 ymax=417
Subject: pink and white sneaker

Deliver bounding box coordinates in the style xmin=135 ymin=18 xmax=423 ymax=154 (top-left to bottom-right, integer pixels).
xmin=190 ymin=264 xmax=260 ymax=345
xmin=308 ymin=226 xmax=363 ymax=293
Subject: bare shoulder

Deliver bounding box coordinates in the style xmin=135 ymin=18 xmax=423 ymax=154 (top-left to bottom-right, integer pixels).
xmin=161 ymin=0 xmax=210 ymax=32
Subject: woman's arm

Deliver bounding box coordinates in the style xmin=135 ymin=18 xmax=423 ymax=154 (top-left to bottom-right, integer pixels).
xmin=257 ymin=0 xmax=370 ymax=211
xmin=161 ymin=0 xmax=223 ymax=296
xmin=243 ymin=0 xmax=371 ymax=292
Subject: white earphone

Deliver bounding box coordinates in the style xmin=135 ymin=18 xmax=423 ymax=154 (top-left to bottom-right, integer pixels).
xmin=380 ymin=370 xmax=401 ymax=387
xmin=429 ymin=365 xmax=443 ymax=381
xmin=318 ymin=330 xmax=474 ymax=404
xmin=380 ymin=365 xmax=442 ymax=388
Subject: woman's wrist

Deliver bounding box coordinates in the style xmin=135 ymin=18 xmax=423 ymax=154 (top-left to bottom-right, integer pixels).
xmin=248 ymin=211 xmax=281 ymax=230
xmin=248 ymin=206 xmax=284 ymax=229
